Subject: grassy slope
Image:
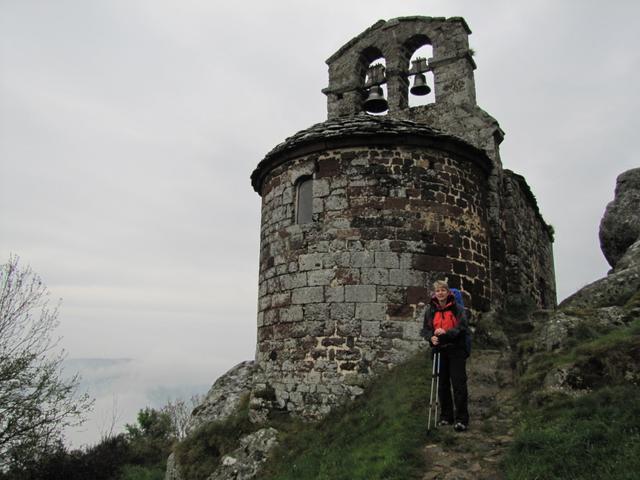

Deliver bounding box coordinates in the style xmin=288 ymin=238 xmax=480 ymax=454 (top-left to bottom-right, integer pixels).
xmin=504 ymin=314 xmax=640 ymax=480
xmin=260 ymin=351 xmax=433 ymax=480
xmin=175 ymin=298 xmax=640 ymax=479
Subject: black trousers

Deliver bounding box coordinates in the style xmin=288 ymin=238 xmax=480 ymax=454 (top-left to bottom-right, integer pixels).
xmin=435 ymin=348 xmax=469 ymax=425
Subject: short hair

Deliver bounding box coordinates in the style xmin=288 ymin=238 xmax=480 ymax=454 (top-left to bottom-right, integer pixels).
xmin=432 ymin=280 xmax=450 ymax=291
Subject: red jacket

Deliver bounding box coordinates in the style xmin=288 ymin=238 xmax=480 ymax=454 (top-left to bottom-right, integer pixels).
xmin=422 ymin=294 xmax=467 ymax=350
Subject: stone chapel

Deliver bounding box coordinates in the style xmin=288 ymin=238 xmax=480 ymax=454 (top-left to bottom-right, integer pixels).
xmin=249 ymin=16 xmax=556 ymax=418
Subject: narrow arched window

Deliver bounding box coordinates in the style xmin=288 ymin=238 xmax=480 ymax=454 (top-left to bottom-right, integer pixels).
xmin=296 ymin=177 xmax=313 ymax=224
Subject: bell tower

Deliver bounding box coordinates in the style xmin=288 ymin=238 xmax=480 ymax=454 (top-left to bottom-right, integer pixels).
xmin=323 ymin=17 xmax=477 ymax=118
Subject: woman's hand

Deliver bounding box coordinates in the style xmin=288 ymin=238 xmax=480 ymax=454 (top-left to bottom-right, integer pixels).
xmin=431 ymin=335 xmax=439 ymax=345
xmin=434 ymin=328 xmax=445 ymax=335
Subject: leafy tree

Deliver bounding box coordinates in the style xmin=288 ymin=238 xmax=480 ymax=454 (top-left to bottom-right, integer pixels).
xmin=0 ymin=255 xmax=93 ymax=469
xmin=125 ymin=407 xmax=174 ymax=465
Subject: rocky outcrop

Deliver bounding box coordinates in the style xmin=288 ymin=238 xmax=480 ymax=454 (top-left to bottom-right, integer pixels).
xmin=562 ymin=168 xmax=640 ymax=310
xmin=560 ymin=238 xmax=640 ymax=310
xmin=165 ymin=361 xmax=260 ymax=480
xmin=599 ymin=167 xmax=640 ymax=269
xmin=187 ymin=361 xmax=257 ymax=434
xmin=515 ymin=168 xmax=640 ymax=399
xmin=208 ymin=428 xmax=279 ymax=480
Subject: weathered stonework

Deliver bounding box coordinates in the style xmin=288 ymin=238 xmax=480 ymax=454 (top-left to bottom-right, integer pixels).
xmin=249 ymin=16 xmax=556 ymax=419
xmin=497 ymin=170 xmax=556 ymax=309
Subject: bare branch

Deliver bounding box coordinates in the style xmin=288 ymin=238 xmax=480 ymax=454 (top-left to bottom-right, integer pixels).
xmin=0 ymin=256 xmax=94 ymax=469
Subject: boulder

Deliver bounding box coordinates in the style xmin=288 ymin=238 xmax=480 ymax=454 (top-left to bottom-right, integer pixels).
xmin=599 ymin=168 xmax=640 ymax=268
xmin=187 ymin=360 xmax=256 ymax=434
xmin=207 ymin=428 xmax=279 ymax=480
xmin=560 ymin=238 xmax=640 ymax=310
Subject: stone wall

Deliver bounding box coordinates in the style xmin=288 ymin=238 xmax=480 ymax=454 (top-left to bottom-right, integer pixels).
xmin=498 ymin=170 xmax=556 ymax=308
xmin=255 ymin=139 xmax=491 ymax=417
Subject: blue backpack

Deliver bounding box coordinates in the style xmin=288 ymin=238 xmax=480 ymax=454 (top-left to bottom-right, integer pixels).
xmin=450 ymin=288 xmax=472 ymax=358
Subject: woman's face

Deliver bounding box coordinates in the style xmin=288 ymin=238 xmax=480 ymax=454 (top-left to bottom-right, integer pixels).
xmin=435 ymin=286 xmax=449 ymax=303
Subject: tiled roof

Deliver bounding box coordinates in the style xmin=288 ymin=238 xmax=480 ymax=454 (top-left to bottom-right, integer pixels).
xmin=251 ymin=114 xmax=489 ymax=193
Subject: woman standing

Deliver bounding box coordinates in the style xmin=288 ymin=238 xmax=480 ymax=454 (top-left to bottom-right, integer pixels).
xmin=422 ymin=280 xmax=469 ymax=432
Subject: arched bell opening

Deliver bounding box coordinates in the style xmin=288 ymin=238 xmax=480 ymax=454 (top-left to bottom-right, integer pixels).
xmin=357 ymin=46 xmax=389 ymax=115
xmin=407 ymin=43 xmax=435 ymax=108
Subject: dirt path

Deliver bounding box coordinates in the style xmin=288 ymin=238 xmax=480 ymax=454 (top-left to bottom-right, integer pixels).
xmin=422 ymin=349 xmax=517 ymax=480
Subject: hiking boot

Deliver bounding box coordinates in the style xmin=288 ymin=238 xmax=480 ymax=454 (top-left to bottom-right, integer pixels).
xmin=438 ymin=419 xmax=452 ymax=427
xmin=453 ymin=422 xmax=468 ymax=432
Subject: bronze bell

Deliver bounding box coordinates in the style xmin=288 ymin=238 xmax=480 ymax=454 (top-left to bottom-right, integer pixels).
xmin=363 ymin=85 xmax=388 ymax=113
xmin=410 ymin=73 xmax=431 ymax=96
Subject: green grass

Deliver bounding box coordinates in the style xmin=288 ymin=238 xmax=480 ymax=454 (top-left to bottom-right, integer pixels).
xmin=259 ymin=351 xmax=434 ymax=480
xmin=120 ymin=464 xmax=166 ymax=480
xmin=504 ymin=307 xmax=640 ymax=479
xmin=504 ymin=385 xmax=640 ymax=480
xmin=516 ymin=317 xmax=640 ymax=401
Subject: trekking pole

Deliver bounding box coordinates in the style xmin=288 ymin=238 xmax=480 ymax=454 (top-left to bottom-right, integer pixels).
xmin=434 ymin=351 xmax=441 ymax=427
xmin=427 ymin=350 xmax=440 ymax=431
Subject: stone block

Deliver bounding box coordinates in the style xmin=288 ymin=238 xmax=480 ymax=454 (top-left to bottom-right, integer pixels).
xmin=313 ymin=197 xmax=324 ymax=214
xmin=361 ymin=320 xmax=381 ymax=337
xmin=406 ymin=286 xmax=430 ymax=304
xmin=313 ymin=179 xmax=330 ymax=197
xmin=299 ymin=253 xmax=324 ymax=271
xmin=326 ymin=194 xmax=348 ymax=211
xmin=271 ymin=293 xmax=291 ymax=308
xmin=316 ymin=158 xmax=340 ymax=178
xmin=258 ymin=296 xmax=271 ymax=311
xmin=380 ymin=321 xmax=405 ymax=339
xmin=345 ymin=285 xmax=376 ymax=302
xmin=282 ymin=186 xmax=294 ymax=204
xmin=386 ymin=303 xmax=414 ymax=320
xmin=361 ymin=268 xmax=389 ymax=285
xmin=303 ymin=303 xmax=330 ymax=321
xmin=412 ymin=254 xmax=453 ymax=272
xmin=351 ymin=250 xmax=375 ymax=268
xmin=389 ymin=269 xmax=426 ymax=286
xmin=374 ymin=251 xmax=400 ymax=269
xmin=376 ymin=286 xmax=406 ymax=303
xmin=331 ymin=268 xmax=360 ymax=285
xmin=331 ymin=302 xmax=355 ymax=321
xmin=308 ymin=269 xmax=335 ymax=286
xmin=292 ymin=286 xmax=324 ymax=304
xmin=279 ymin=305 xmax=304 ymax=323
xmin=322 ymin=337 xmax=345 ymax=347
xmin=324 ymin=251 xmax=351 ymax=268
xmin=325 ymin=286 xmax=345 ymax=303
xmin=280 ymin=273 xmax=308 ymax=290
xmin=263 ymin=309 xmax=279 ymax=326
xmin=337 ymin=320 xmax=361 ymax=337
xmin=399 ymin=253 xmax=413 ymax=269
xmin=355 ymin=303 xmax=387 ymax=320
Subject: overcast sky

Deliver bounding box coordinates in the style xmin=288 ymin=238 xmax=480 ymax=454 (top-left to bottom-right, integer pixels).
xmin=1 ymin=0 xmax=638 ymax=446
